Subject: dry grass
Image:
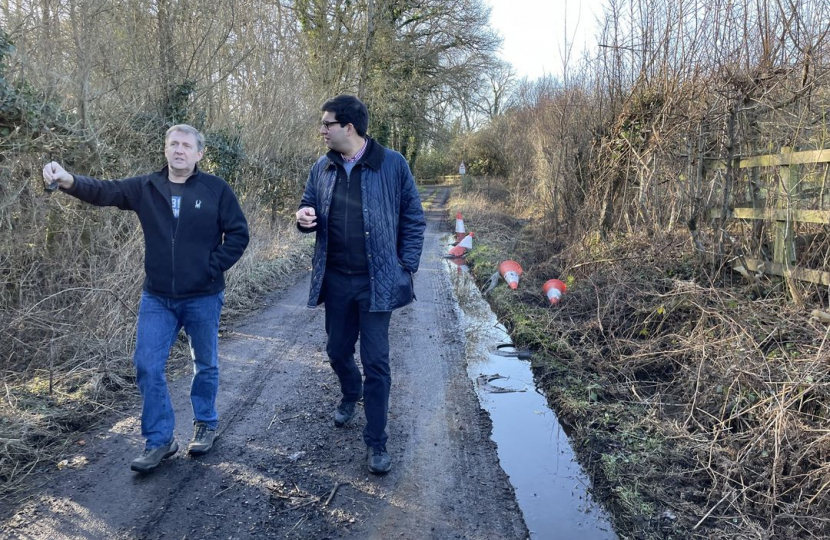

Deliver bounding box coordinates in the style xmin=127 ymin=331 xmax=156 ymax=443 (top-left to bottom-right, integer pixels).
xmin=452 ymin=187 xmax=830 ymax=539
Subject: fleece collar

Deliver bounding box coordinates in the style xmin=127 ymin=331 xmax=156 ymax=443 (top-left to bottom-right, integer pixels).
xmin=149 ymin=164 xmax=201 ymax=192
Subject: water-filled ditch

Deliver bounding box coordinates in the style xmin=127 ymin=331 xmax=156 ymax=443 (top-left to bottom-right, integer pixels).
xmin=444 ymin=256 xmax=617 ymax=540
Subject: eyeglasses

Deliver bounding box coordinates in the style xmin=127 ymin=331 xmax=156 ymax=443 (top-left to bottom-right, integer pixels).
xmin=319 ymin=120 xmax=345 ymax=131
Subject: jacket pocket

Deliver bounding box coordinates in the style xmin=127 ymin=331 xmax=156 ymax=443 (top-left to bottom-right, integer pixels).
xmin=391 ymin=263 xmax=414 ymax=309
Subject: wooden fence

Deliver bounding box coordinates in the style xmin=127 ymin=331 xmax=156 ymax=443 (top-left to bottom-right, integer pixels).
xmin=710 ymin=147 xmax=830 ymax=287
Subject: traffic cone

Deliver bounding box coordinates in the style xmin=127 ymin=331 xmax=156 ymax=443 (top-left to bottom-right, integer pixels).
xmin=498 ymin=260 xmax=523 ymax=289
xmin=455 ymin=212 xmax=466 ymax=242
xmin=542 ymin=279 xmax=567 ymax=305
xmin=448 ymin=232 xmax=473 ymax=257
xmin=448 ymin=257 xmax=468 ymax=274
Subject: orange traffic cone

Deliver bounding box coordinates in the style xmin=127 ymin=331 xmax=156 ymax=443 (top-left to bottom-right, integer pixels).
xmin=448 ymin=257 xmax=468 ymax=274
xmin=455 ymin=212 xmax=466 ymax=242
xmin=498 ymin=260 xmax=523 ymax=290
xmin=543 ymin=279 xmax=567 ymax=304
xmin=448 ymin=232 xmax=473 ymax=257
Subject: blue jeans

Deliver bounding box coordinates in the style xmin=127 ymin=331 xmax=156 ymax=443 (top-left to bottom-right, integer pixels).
xmin=134 ymin=291 xmax=224 ymax=449
xmin=323 ymin=269 xmax=393 ymax=448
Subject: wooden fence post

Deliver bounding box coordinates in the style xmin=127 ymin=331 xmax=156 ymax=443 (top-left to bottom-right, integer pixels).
xmin=774 ymin=147 xmax=797 ymax=266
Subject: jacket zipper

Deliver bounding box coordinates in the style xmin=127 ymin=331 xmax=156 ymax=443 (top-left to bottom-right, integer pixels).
xmin=344 ymin=169 xmax=351 ymax=269
xmin=171 ymin=185 xmax=183 ymax=295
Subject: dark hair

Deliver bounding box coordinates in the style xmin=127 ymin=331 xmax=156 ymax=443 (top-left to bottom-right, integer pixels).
xmin=321 ymin=95 xmax=369 ymax=137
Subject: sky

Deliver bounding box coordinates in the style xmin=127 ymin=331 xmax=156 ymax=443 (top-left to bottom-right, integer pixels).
xmin=485 ymin=0 xmax=606 ymax=81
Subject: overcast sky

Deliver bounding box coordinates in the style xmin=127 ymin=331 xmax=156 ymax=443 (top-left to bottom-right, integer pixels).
xmin=485 ymin=0 xmax=605 ymax=80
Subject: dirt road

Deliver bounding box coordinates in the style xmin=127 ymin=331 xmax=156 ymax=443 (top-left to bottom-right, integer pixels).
xmin=1 ymin=187 xmax=529 ymax=540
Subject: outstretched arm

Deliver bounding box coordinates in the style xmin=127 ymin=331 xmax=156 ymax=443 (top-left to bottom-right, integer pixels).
xmin=43 ymin=161 xmax=140 ymax=210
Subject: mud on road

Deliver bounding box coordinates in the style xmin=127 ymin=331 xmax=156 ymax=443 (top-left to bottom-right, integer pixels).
xmin=1 ymin=187 xmax=529 ymax=540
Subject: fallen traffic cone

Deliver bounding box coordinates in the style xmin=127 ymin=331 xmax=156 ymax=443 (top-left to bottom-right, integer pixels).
xmin=455 ymin=212 xmax=466 ymax=242
xmin=448 ymin=257 xmax=468 ymax=274
xmin=498 ymin=260 xmax=523 ymax=290
xmin=448 ymin=232 xmax=473 ymax=257
xmin=542 ymin=279 xmax=567 ymax=305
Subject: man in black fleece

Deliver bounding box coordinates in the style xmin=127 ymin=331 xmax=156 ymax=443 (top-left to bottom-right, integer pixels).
xmin=42 ymin=124 xmax=249 ymax=473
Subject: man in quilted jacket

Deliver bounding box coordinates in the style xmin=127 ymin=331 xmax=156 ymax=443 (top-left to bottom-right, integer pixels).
xmin=296 ymin=95 xmax=426 ymax=474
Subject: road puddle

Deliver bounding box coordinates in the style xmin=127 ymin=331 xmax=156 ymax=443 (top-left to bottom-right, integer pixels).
xmin=445 ymin=255 xmax=617 ymax=540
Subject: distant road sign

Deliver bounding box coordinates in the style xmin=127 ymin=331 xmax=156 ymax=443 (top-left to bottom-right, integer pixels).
xmin=459 ymin=162 xmax=466 ymax=175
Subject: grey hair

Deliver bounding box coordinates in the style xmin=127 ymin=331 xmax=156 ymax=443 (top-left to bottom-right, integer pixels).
xmin=165 ymin=124 xmax=205 ymax=152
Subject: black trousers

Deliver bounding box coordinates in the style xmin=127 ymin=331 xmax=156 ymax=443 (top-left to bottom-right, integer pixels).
xmin=323 ymin=268 xmax=393 ymax=447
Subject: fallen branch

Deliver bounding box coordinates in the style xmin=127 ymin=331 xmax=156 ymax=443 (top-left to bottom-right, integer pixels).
xmin=693 ymin=489 xmax=733 ymax=529
xmin=286 ymin=515 xmax=307 ymax=536
xmin=323 ymin=482 xmax=341 ymax=507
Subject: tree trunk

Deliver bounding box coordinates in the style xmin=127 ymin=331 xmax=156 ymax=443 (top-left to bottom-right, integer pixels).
xmin=358 ymin=0 xmax=377 ymax=100
xmin=157 ymin=0 xmax=175 ymax=118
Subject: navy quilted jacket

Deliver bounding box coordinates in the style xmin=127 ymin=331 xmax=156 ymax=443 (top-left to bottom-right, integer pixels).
xmin=298 ymin=138 xmax=426 ymax=312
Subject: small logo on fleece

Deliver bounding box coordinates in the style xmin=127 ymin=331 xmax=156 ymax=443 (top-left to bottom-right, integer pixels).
xmin=195 ymin=200 xmax=202 ymax=209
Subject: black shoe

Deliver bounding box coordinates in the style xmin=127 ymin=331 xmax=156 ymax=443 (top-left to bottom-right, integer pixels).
xmin=334 ymin=400 xmax=358 ymax=427
xmin=367 ymin=445 xmax=392 ymax=474
xmin=187 ymin=421 xmax=216 ymax=456
xmin=130 ymin=440 xmax=178 ymax=473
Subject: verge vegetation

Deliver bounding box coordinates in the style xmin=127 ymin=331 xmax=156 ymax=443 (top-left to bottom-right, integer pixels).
xmin=452 ymin=186 xmax=830 ymax=539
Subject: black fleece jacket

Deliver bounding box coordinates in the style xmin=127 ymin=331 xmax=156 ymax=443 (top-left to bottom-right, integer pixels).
xmin=65 ymin=165 xmax=249 ymax=299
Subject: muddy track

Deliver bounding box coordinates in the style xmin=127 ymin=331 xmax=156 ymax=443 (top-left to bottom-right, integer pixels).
xmin=1 ymin=186 xmax=528 ymax=540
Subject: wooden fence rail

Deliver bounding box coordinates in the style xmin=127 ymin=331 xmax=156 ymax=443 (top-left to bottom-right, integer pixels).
xmin=709 ymin=147 xmax=830 ymax=288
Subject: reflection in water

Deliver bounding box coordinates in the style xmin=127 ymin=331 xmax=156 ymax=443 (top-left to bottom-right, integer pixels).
xmin=445 ymin=256 xmax=617 ymax=540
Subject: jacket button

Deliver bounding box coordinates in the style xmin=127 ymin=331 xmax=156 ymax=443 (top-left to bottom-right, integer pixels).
xmin=365 ymin=232 xmax=369 ymax=236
